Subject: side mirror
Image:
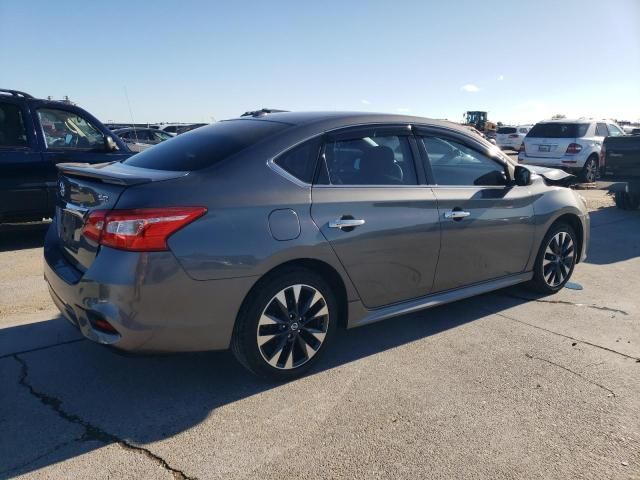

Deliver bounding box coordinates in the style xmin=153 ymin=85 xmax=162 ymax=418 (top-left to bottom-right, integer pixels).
xmin=514 ymin=165 xmax=532 ymax=186
xmin=105 ymin=136 xmax=119 ymax=151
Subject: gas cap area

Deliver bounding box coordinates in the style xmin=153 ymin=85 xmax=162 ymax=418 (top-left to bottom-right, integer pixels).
xmin=268 ymin=209 xmax=301 ymax=241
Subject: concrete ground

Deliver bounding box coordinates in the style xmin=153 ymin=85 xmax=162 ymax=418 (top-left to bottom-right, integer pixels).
xmin=0 ymin=187 xmax=638 ymax=480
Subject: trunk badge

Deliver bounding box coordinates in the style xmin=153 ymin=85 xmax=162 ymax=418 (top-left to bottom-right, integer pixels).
xmin=58 ymin=180 xmax=66 ymax=197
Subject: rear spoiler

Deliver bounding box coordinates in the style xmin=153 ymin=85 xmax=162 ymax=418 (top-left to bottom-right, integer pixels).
xmin=56 ymin=162 xmax=188 ymax=186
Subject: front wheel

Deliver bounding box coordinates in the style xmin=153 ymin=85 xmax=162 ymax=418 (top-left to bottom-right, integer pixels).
xmin=529 ymin=223 xmax=578 ymax=294
xmin=231 ymin=268 xmax=338 ymax=380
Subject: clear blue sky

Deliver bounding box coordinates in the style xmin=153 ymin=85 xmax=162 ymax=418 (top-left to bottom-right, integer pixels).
xmin=1 ymin=0 xmax=638 ymax=125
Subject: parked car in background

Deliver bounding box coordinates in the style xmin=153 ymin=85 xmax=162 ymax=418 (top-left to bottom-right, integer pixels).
xmin=114 ymin=127 xmax=174 ymax=152
xmin=496 ymin=125 xmax=531 ymax=151
xmin=518 ymin=119 xmax=625 ymax=183
xmin=601 ymin=135 xmax=640 ymax=210
xmin=0 ymin=89 xmax=131 ymax=223
xmin=151 ymin=123 xmax=208 ymax=136
xmin=45 ymin=111 xmax=589 ymax=380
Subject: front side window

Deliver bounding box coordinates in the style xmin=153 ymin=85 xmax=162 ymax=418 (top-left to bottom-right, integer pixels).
xmin=152 ymin=130 xmax=173 ymax=142
xmin=0 ymin=102 xmax=28 ymax=147
xmin=421 ymin=136 xmax=507 ymax=186
xmin=607 ymin=124 xmax=624 ymax=137
xmin=321 ymin=134 xmax=417 ymax=186
xmin=38 ymin=108 xmax=105 ymax=150
xmin=595 ymin=123 xmax=609 ymax=137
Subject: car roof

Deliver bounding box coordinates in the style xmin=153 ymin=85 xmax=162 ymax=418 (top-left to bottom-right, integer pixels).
xmin=223 ymin=111 xmax=469 ymax=136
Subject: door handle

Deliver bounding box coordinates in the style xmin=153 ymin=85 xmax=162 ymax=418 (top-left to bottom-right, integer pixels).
xmin=329 ymin=218 xmax=365 ymax=230
xmin=444 ymin=210 xmax=471 ymax=220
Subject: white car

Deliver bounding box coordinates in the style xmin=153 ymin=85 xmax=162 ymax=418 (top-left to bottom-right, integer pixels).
xmin=496 ymin=125 xmax=532 ymax=151
xmin=518 ymin=119 xmax=625 ymax=183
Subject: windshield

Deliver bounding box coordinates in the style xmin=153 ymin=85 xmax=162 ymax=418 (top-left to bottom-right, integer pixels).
xmin=497 ymin=127 xmax=517 ymax=134
xmin=528 ymin=123 xmax=589 ymax=138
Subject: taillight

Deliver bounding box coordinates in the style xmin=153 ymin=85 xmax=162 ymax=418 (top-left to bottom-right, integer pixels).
xmin=565 ymin=143 xmax=583 ymax=154
xmin=83 ymin=207 xmax=206 ymax=251
xmin=519 ymin=143 xmax=526 ymax=154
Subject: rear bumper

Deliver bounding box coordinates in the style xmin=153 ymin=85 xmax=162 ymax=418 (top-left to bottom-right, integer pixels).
xmin=518 ymin=153 xmax=585 ymax=171
xmin=43 ymin=224 xmax=257 ymax=352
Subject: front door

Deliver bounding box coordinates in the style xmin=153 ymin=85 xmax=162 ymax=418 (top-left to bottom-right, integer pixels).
xmin=311 ymin=126 xmax=441 ymax=309
xmin=417 ymin=132 xmax=536 ymax=292
xmin=0 ymin=100 xmax=49 ymax=220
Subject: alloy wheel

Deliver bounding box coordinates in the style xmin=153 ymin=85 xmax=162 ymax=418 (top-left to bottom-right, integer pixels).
xmin=256 ymin=284 xmax=329 ymax=370
xmin=584 ymin=159 xmax=597 ymax=183
xmin=542 ymin=232 xmax=575 ymax=287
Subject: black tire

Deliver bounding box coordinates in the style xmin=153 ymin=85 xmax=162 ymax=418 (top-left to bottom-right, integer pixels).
xmin=614 ymin=191 xmax=640 ymax=210
xmin=529 ymin=223 xmax=578 ymax=294
xmin=579 ymin=155 xmax=598 ymax=183
xmin=231 ymin=267 xmax=339 ymax=381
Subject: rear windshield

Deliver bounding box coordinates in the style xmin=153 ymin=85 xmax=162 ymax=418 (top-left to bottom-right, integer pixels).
xmin=497 ymin=127 xmax=517 ymax=134
xmin=527 ymin=123 xmax=589 ymax=138
xmin=123 ymin=119 xmax=289 ymax=171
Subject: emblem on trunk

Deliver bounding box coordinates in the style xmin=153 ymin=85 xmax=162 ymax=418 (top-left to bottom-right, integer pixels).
xmin=58 ymin=180 xmax=66 ymax=197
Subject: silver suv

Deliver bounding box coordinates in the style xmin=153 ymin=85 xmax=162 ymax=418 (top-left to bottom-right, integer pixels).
xmin=518 ymin=119 xmax=625 ymax=182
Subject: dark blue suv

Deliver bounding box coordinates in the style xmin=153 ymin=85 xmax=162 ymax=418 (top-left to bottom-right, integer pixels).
xmin=0 ymin=89 xmax=132 ymax=223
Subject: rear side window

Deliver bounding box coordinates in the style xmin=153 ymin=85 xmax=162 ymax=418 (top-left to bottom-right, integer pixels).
xmin=274 ymin=137 xmax=322 ymax=183
xmin=0 ymin=102 xmax=28 ymax=147
xmin=595 ymin=123 xmax=608 ymax=137
xmin=497 ymin=127 xmax=517 ymax=134
xmin=124 ymin=120 xmax=289 ymax=171
xmin=527 ymin=123 xmax=590 ymax=138
xmin=320 ymin=134 xmax=417 ymax=186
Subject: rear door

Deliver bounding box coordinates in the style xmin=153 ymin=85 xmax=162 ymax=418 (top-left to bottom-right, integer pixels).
xmin=0 ymin=99 xmax=49 ymax=219
xmin=417 ymin=129 xmax=535 ymax=292
xmin=34 ymin=105 xmax=131 ymax=212
xmin=311 ymin=125 xmax=441 ymax=308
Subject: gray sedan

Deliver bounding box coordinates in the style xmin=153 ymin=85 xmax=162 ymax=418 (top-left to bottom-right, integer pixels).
xmin=44 ymin=112 xmax=589 ymax=380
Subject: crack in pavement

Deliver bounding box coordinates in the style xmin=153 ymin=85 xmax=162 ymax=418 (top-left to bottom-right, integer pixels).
xmin=525 ymin=353 xmax=617 ymax=397
xmin=11 ymin=354 xmax=197 ymax=480
xmin=0 ymin=338 xmax=85 ymax=360
xmin=502 ymin=293 xmax=629 ymax=316
xmin=491 ymin=310 xmax=640 ymax=362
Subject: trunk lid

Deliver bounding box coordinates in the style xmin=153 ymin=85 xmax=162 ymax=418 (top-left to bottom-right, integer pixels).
xmin=55 ymin=162 xmax=187 ymax=272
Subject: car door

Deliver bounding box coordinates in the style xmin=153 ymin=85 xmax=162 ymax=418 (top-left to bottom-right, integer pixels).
xmin=0 ymin=99 xmax=49 ymax=219
xmin=310 ymin=125 xmax=441 ymax=308
xmin=34 ymin=105 xmax=130 ymax=212
xmin=416 ymin=128 xmax=536 ymax=292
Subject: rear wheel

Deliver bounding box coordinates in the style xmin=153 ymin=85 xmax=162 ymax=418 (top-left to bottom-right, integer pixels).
xmin=580 ymin=155 xmax=598 ymax=183
xmin=529 ymin=223 xmax=578 ymax=294
xmin=231 ymin=268 xmax=338 ymax=380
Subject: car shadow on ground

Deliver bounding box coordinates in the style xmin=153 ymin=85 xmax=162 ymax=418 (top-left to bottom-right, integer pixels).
xmin=0 ymin=221 xmax=50 ymax=252
xmin=1 ymin=288 xmax=533 ymax=477
xmin=584 ymin=206 xmax=640 ymax=265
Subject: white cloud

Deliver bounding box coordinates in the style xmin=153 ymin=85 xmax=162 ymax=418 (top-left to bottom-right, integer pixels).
xmin=461 ymin=84 xmax=480 ymax=93
xmin=360 ymin=99 xmax=371 ymax=105
xmin=396 ymin=107 xmax=411 ymax=113
xmin=498 ymin=75 xmax=504 ymax=81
